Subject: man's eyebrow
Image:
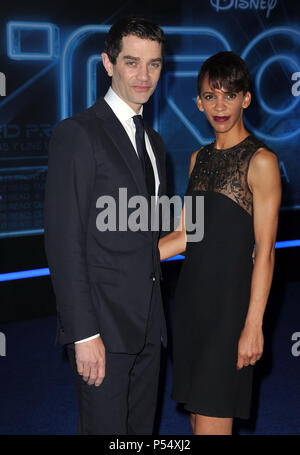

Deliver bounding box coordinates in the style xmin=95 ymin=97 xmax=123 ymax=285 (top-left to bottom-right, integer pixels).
xmin=122 ymin=56 xmax=162 ymax=62
xmin=123 ymin=55 xmax=140 ymax=61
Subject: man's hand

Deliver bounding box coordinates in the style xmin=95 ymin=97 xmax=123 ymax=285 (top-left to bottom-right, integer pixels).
xmin=75 ymin=337 xmax=105 ymax=386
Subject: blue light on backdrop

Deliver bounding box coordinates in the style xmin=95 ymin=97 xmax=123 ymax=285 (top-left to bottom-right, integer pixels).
xmin=1 ymin=13 xmax=300 ymax=237
xmin=0 ymin=239 xmax=299 ymax=282
xmin=6 ymin=21 xmax=300 ymax=139
xmin=7 ymin=21 xmax=60 ymax=60
xmin=0 ymin=267 xmax=50 ymax=282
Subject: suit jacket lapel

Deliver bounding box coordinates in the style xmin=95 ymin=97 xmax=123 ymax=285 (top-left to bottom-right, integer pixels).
xmin=93 ymin=98 xmax=148 ymax=198
xmin=144 ymin=123 xmax=164 ymax=198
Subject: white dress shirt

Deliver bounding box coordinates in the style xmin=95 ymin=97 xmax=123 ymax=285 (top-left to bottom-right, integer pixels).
xmin=104 ymin=87 xmax=160 ymax=197
xmin=75 ymin=87 xmax=160 ymax=344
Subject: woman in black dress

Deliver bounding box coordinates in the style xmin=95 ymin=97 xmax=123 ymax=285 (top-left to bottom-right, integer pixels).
xmin=159 ymin=52 xmax=281 ymax=435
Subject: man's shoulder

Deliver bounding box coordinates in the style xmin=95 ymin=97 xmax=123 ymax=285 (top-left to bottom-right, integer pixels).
xmin=52 ymin=98 xmax=106 ymax=136
xmin=61 ymin=102 xmax=99 ymax=126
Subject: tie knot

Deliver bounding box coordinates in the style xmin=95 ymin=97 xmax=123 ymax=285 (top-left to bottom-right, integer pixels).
xmin=132 ymin=115 xmax=144 ymax=131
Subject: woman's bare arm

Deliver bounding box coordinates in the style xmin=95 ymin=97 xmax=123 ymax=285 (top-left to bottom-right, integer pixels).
xmin=159 ymin=150 xmax=199 ymax=261
xmin=237 ymin=148 xmax=281 ymax=369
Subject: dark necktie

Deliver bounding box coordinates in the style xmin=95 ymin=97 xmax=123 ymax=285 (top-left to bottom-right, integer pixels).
xmin=132 ymin=115 xmax=156 ymax=198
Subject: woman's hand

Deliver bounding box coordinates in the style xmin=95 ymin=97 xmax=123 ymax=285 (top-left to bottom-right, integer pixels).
xmin=236 ymin=323 xmax=264 ymax=370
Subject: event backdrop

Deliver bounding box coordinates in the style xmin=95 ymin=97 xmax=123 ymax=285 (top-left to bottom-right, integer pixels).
xmin=0 ymin=0 xmax=299 ymax=237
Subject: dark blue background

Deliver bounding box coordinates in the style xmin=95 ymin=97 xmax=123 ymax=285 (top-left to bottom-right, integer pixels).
xmin=0 ymin=0 xmax=299 ymax=237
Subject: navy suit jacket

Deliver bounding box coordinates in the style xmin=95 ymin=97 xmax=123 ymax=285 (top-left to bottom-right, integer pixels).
xmin=44 ymin=97 xmax=167 ymax=353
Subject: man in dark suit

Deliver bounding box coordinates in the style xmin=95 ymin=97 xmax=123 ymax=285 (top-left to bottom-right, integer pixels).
xmin=44 ymin=16 xmax=167 ymax=435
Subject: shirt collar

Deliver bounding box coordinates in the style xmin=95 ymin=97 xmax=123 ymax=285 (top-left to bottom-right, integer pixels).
xmin=104 ymin=87 xmax=143 ymax=124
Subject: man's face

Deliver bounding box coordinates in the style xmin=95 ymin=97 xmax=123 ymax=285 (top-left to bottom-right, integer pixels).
xmin=197 ymin=74 xmax=251 ymax=134
xmin=102 ymin=34 xmax=163 ymax=112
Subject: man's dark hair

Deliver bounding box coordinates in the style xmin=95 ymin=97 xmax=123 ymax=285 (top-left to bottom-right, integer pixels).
xmin=197 ymin=51 xmax=250 ymax=95
xmin=103 ymin=16 xmax=165 ymax=64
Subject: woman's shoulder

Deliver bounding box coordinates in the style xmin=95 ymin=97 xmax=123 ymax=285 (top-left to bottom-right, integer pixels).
xmin=190 ymin=143 xmax=211 ymax=161
xmin=246 ymin=136 xmax=281 ymax=194
xmin=187 ymin=146 xmax=206 ymax=177
xmin=250 ymin=147 xmax=279 ymax=172
xmin=190 ymin=148 xmax=201 ymax=162
xmin=189 ymin=145 xmax=208 ymax=175
xmin=248 ymin=135 xmax=277 ymax=158
xmin=248 ymin=139 xmax=280 ymax=181
xmin=244 ymin=136 xmax=278 ymax=175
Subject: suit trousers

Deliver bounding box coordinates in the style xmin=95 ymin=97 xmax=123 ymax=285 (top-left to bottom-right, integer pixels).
xmin=66 ymin=280 xmax=162 ymax=435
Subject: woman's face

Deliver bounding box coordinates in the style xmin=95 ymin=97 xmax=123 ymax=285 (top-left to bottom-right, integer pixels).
xmin=197 ymin=73 xmax=251 ymax=134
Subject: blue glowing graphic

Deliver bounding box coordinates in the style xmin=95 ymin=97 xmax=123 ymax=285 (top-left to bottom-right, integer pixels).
xmin=164 ymin=71 xmax=213 ymax=144
xmin=7 ymin=21 xmax=300 ymax=140
xmin=87 ymin=55 xmax=102 ymax=108
xmin=60 ymin=26 xmax=230 ymax=120
xmin=255 ymin=55 xmax=300 ymax=116
xmin=60 ymin=25 xmax=109 ymax=120
xmin=163 ymin=254 xmax=185 ymax=262
xmin=3 ymin=20 xmax=300 ymax=238
xmin=209 ymin=0 xmax=278 ymax=18
xmin=0 ymin=62 xmax=57 ymax=114
xmin=162 ymin=26 xmax=231 ymax=50
xmin=0 ymin=268 xmax=50 ymax=282
xmin=274 ymin=239 xmax=300 ymax=249
xmin=241 ymin=26 xmax=300 ymax=63
xmin=7 ymin=21 xmax=60 ymax=60
xmin=0 ymin=238 xmax=299 ymax=281
xmin=0 ymin=229 xmax=44 ymax=239
xmin=241 ymin=27 xmax=300 ymax=142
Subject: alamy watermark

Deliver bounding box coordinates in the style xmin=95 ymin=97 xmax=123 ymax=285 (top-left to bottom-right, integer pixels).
xmin=291 ymin=332 xmax=300 ymax=357
xmin=0 ymin=332 xmax=6 ymax=357
xmin=95 ymin=189 xmax=204 ymax=243
xmin=0 ymin=72 xmax=6 ymax=97
xmin=291 ymin=72 xmax=300 ymax=97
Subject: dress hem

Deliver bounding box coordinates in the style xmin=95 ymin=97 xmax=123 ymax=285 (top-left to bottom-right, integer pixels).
xmin=171 ymin=394 xmax=250 ymax=420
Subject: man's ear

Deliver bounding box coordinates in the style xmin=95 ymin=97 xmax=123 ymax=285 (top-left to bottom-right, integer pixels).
xmin=197 ymin=95 xmax=204 ymax=112
xmin=101 ymin=53 xmax=114 ymax=77
xmin=242 ymin=91 xmax=251 ymax=109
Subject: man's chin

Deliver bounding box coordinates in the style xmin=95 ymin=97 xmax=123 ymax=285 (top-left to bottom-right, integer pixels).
xmin=131 ymin=89 xmax=154 ymax=104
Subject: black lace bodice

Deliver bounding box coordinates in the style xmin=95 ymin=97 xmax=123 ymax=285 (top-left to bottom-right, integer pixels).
xmin=187 ymin=135 xmax=271 ymax=216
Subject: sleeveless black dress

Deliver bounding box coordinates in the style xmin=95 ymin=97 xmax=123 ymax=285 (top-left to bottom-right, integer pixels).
xmin=172 ymin=134 xmax=273 ymax=419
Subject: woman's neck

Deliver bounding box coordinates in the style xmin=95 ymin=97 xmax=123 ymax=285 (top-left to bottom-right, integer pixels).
xmin=214 ymin=125 xmax=249 ymax=150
